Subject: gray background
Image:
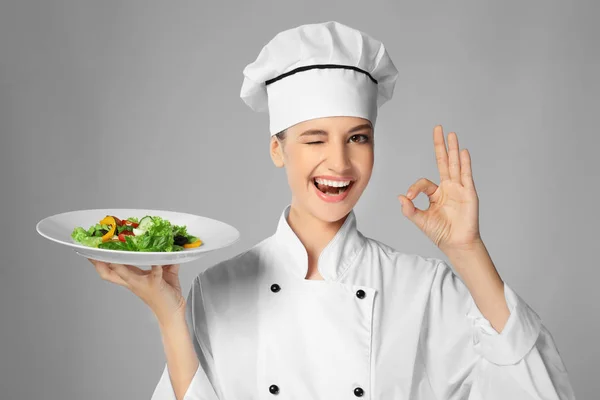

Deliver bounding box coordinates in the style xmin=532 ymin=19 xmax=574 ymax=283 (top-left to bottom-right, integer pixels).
xmin=0 ymin=0 xmax=597 ymax=398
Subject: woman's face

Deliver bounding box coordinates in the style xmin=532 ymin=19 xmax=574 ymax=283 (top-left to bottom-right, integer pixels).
xmin=270 ymin=116 xmax=374 ymax=223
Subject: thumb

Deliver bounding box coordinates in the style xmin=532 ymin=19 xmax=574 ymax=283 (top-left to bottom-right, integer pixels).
xmin=151 ymin=265 xmax=164 ymax=280
xmin=398 ymin=194 xmax=426 ymax=230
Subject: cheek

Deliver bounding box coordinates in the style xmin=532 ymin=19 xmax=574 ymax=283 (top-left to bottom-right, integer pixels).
xmin=284 ymin=149 xmax=318 ymax=188
xmin=289 ymin=148 xmax=322 ymax=174
xmin=354 ymin=147 xmax=374 ymax=178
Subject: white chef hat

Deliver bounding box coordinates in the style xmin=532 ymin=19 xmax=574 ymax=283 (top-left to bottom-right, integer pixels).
xmin=240 ymin=21 xmax=399 ymax=136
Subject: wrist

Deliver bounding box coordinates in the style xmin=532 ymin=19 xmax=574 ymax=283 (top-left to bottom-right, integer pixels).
xmin=156 ymin=305 xmax=187 ymax=332
xmin=441 ymin=237 xmax=485 ymax=258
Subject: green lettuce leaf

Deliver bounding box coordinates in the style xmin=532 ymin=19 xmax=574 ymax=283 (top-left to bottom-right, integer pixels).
xmin=72 ymin=227 xmax=103 ymax=247
xmin=97 ymin=240 xmax=129 ymax=251
xmin=172 ymin=224 xmax=188 ymax=237
xmin=72 ymin=215 xmax=196 ymax=252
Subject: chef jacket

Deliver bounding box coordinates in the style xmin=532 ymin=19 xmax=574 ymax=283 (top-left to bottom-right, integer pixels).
xmin=151 ymin=204 xmax=575 ymax=399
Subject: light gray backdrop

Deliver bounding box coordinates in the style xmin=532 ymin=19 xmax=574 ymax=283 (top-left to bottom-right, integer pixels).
xmin=1 ymin=0 xmax=597 ymax=398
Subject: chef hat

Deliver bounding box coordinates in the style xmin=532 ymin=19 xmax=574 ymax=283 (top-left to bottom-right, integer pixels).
xmin=240 ymin=21 xmax=399 ymax=136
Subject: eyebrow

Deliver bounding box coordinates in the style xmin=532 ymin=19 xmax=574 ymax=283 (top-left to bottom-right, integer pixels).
xmin=298 ymin=123 xmax=373 ymax=137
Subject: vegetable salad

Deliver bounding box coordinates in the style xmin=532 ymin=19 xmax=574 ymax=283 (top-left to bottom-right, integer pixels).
xmin=71 ymin=215 xmax=202 ymax=252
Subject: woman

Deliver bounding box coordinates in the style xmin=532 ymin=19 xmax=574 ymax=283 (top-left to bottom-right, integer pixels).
xmin=89 ymin=21 xmax=575 ymax=399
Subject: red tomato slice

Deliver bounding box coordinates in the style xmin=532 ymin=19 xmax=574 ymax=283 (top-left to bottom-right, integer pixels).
xmin=123 ymin=220 xmax=139 ymax=228
xmin=118 ymin=231 xmax=135 ymax=242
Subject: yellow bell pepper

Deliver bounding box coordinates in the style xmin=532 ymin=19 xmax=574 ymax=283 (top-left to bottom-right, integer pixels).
xmin=99 ymin=216 xmax=116 ymax=243
xmin=183 ymin=238 xmax=202 ymax=248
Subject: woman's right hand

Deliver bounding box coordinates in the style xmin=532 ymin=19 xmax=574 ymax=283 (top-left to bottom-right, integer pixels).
xmin=87 ymin=259 xmax=186 ymax=326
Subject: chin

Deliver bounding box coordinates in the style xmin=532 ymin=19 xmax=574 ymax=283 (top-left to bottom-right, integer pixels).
xmin=307 ymin=198 xmax=358 ymax=223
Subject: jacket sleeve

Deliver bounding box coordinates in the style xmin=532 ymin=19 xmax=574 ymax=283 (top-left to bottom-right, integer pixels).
xmin=419 ymin=260 xmax=576 ymax=400
xmin=151 ymin=275 xmax=221 ymax=400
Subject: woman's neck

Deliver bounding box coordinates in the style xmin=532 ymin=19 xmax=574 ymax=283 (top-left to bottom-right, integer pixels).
xmin=286 ymin=204 xmax=349 ymax=280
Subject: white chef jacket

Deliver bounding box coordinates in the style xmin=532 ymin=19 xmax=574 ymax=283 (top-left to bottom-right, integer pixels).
xmin=151 ymin=204 xmax=575 ymax=399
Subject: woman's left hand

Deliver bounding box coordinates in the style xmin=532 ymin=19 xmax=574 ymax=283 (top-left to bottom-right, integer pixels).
xmin=398 ymin=125 xmax=482 ymax=253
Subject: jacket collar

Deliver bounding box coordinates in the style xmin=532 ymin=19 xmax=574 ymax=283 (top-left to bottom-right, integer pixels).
xmin=273 ymin=204 xmax=366 ymax=281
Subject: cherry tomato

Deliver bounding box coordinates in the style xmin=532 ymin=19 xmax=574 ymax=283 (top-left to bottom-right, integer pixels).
xmin=118 ymin=231 xmax=135 ymax=242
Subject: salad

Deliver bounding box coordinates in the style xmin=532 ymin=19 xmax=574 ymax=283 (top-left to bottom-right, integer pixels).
xmin=71 ymin=215 xmax=202 ymax=252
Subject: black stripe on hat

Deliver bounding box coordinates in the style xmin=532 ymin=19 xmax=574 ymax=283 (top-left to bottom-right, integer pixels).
xmin=265 ymin=64 xmax=378 ymax=86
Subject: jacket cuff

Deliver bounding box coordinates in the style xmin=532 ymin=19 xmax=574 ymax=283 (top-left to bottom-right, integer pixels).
xmin=152 ymin=363 xmax=218 ymax=400
xmin=466 ymin=282 xmax=542 ymax=365
xmin=184 ymin=364 xmax=216 ymax=400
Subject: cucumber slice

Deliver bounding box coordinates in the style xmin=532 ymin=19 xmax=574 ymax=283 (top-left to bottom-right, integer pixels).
xmin=138 ymin=216 xmax=154 ymax=230
xmin=134 ymin=216 xmax=154 ymax=235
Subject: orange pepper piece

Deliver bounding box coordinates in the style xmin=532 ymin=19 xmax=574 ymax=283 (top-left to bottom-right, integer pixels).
xmin=183 ymin=239 xmax=202 ymax=248
xmin=99 ymin=216 xmax=116 ymax=243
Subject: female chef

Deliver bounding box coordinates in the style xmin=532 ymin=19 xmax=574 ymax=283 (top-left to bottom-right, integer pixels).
xmin=88 ymin=21 xmax=575 ymax=400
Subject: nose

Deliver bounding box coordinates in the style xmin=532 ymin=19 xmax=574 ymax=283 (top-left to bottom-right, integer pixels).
xmin=326 ymin=141 xmax=352 ymax=173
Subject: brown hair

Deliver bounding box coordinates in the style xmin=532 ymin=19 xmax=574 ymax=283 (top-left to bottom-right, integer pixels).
xmin=273 ymin=129 xmax=288 ymax=153
xmin=275 ymin=129 xmax=287 ymax=141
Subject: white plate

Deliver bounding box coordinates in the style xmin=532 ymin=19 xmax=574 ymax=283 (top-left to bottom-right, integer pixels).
xmin=36 ymin=208 xmax=240 ymax=266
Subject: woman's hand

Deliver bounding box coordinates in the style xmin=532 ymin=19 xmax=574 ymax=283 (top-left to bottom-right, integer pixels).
xmin=398 ymin=125 xmax=482 ymax=253
xmin=87 ymin=259 xmax=186 ymax=325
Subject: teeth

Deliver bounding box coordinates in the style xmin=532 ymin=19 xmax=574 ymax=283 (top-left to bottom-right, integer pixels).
xmin=314 ymin=177 xmax=352 ymax=187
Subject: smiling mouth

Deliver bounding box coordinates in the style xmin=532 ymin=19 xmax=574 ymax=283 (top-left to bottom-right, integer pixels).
xmin=313 ymin=178 xmax=355 ymax=195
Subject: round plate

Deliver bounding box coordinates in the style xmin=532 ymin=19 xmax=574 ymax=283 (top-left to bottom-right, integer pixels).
xmin=36 ymin=208 xmax=240 ymax=266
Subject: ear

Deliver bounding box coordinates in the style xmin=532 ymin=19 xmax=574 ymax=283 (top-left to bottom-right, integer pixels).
xmin=270 ymin=135 xmax=285 ymax=168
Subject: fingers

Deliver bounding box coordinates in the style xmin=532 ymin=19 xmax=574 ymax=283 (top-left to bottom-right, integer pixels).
xmin=161 ymin=264 xmax=182 ymax=288
xmin=151 ymin=265 xmax=164 ymax=280
xmin=88 ymin=259 xmax=147 ymax=286
xmin=88 ymin=259 xmax=180 ymax=292
xmin=405 ymin=178 xmax=438 ymax=201
xmin=446 ymin=132 xmax=462 ymax=184
xmin=88 ymin=259 xmax=130 ymax=288
xmin=460 ymin=148 xmax=475 ymax=190
xmin=398 ymin=192 xmax=426 ymax=230
xmin=399 ymin=177 xmax=437 ymax=229
xmin=434 ymin=126 xmax=469 ymax=186
xmin=106 ymin=262 xmax=146 ymax=287
xmin=164 ymin=264 xmax=180 ymax=275
xmin=433 ymin=125 xmax=450 ymax=182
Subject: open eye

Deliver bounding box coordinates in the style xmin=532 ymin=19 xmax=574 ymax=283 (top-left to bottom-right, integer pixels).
xmin=350 ymin=134 xmax=370 ymax=143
